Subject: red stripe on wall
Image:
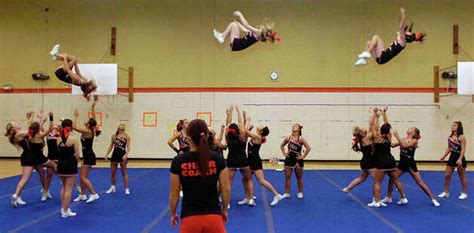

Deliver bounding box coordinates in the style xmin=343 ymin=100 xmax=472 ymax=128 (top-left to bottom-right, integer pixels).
xmin=0 ymin=87 xmax=458 ymax=94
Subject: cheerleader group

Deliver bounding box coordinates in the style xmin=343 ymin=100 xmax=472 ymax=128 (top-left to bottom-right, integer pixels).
xmin=167 ymin=105 xmax=311 ymax=209
xmin=342 ymin=107 xmax=468 ymax=207
xmin=5 ymin=98 xmax=132 ymax=218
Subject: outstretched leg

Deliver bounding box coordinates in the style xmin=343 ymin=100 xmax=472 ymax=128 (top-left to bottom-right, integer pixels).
xmin=214 ymin=22 xmax=241 ymax=44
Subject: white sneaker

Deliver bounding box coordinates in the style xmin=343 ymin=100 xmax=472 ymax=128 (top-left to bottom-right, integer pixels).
xmin=458 ymin=193 xmax=468 ymax=200
xmin=40 ymin=188 xmax=44 ymax=193
xmin=438 ymin=192 xmax=449 ymax=198
xmin=73 ymin=194 xmax=87 ymax=202
xmin=397 ymin=198 xmax=408 ymax=205
xmin=270 ymin=194 xmax=282 ymax=206
xmin=16 ymin=197 xmax=26 ymax=205
xmin=106 ymin=185 xmax=116 ymax=194
xmin=432 ymin=199 xmax=440 ymax=207
xmin=248 ymin=199 xmax=256 ymax=207
xmin=297 ymin=192 xmax=304 ymax=199
xmin=227 ymin=204 xmax=230 ymax=209
xmin=379 ymin=202 xmax=387 ymax=207
xmin=179 ymin=191 xmax=183 ymax=198
xmin=61 ymin=208 xmax=77 ymax=218
xmin=125 ymin=189 xmax=130 ymax=195
xmin=342 ymin=187 xmax=350 ymax=193
xmin=253 ymin=195 xmax=257 ymax=200
xmin=86 ymin=194 xmax=99 ymax=203
xmin=355 ymin=58 xmax=367 ymax=66
xmin=358 ymin=51 xmax=372 ymax=59
xmin=11 ymin=195 xmax=18 ymax=208
xmin=238 ymin=198 xmax=250 ymax=205
xmin=75 ymin=185 xmax=82 ymax=193
xmin=41 ymin=193 xmax=48 ymax=202
xmin=46 ymin=192 xmax=52 ymax=199
xmin=50 ymin=44 xmax=60 ymax=57
xmin=213 ymin=29 xmax=224 ymax=44
xmin=281 ymin=193 xmax=291 ymax=199
xmin=381 ymin=196 xmax=393 ymax=203
xmin=367 ymin=201 xmax=380 ymax=208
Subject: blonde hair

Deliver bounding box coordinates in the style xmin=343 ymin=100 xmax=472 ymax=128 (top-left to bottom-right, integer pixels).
xmin=5 ymin=123 xmax=17 ymax=145
xmin=259 ymin=18 xmax=275 ymax=41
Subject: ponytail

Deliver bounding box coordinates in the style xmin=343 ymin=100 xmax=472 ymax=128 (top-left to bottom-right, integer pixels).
xmin=352 ymin=135 xmax=361 ymax=152
xmin=197 ymin=133 xmax=211 ymax=177
xmin=5 ymin=123 xmax=17 ymax=145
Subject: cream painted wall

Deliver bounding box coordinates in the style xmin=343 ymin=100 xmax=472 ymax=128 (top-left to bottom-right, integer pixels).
xmin=1 ymin=92 xmax=472 ymax=161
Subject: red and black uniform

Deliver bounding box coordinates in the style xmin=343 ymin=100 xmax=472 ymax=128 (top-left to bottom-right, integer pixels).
xmin=81 ymin=135 xmax=96 ymax=166
xmin=46 ymin=133 xmax=60 ymax=161
xmin=178 ymin=131 xmax=191 ymax=153
xmin=374 ymin=138 xmax=396 ymax=171
xmin=284 ymin=136 xmax=304 ymax=168
xmin=111 ymin=136 xmax=127 ymax=163
xmin=231 ymin=33 xmax=258 ymax=52
xmin=360 ymin=144 xmax=376 ymax=170
xmin=247 ymin=140 xmax=263 ymax=171
xmin=226 ymin=140 xmax=248 ymax=168
xmin=54 ymin=67 xmax=73 ymax=84
xmin=447 ymin=136 xmax=467 ymax=168
xmin=376 ymin=40 xmax=405 ymax=65
xmin=19 ymin=138 xmax=48 ymax=167
xmin=170 ymin=151 xmax=226 ymax=233
xmin=57 ymin=136 xmax=78 ymax=175
xmin=397 ymin=146 xmax=418 ymax=172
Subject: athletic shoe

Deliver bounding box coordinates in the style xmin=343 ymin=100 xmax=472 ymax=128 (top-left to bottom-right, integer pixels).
xmin=213 ymin=29 xmax=224 ymax=44
xmin=458 ymin=193 xmax=468 ymax=200
xmin=342 ymin=187 xmax=350 ymax=193
xmin=238 ymin=198 xmax=250 ymax=205
xmin=297 ymin=192 xmax=304 ymax=199
xmin=49 ymin=44 xmax=60 ymax=58
xmin=11 ymin=195 xmax=18 ymax=208
xmin=358 ymin=51 xmax=372 ymax=59
xmin=73 ymin=194 xmax=87 ymax=202
xmin=248 ymin=199 xmax=256 ymax=207
xmin=16 ymin=197 xmax=26 ymax=205
xmin=61 ymin=208 xmax=77 ymax=218
xmin=46 ymin=192 xmax=52 ymax=199
xmin=432 ymin=199 xmax=440 ymax=207
xmin=227 ymin=204 xmax=230 ymax=209
xmin=379 ymin=202 xmax=387 ymax=207
xmin=367 ymin=201 xmax=380 ymax=208
xmin=106 ymin=185 xmax=116 ymax=194
xmin=75 ymin=185 xmax=81 ymax=193
xmin=125 ymin=189 xmax=131 ymax=195
xmin=397 ymin=198 xmax=408 ymax=205
xmin=179 ymin=191 xmax=183 ymax=198
xmin=438 ymin=192 xmax=449 ymax=198
xmin=354 ymin=58 xmax=367 ymax=66
xmin=253 ymin=195 xmax=257 ymax=200
xmin=281 ymin=193 xmax=291 ymax=199
xmin=270 ymin=194 xmax=282 ymax=206
xmin=41 ymin=193 xmax=48 ymax=202
xmin=381 ymin=196 xmax=393 ymax=203
xmin=40 ymin=188 xmax=44 ymax=193
xmin=86 ymin=194 xmax=100 ymax=203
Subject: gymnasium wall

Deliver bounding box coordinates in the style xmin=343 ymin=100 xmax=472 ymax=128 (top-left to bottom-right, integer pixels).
xmin=0 ymin=93 xmax=472 ymax=161
xmin=0 ymin=0 xmax=473 ymax=161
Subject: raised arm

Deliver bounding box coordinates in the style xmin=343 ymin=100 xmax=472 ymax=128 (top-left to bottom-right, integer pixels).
xmin=398 ymin=8 xmax=407 ymax=38
xmin=26 ymin=111 xmax=35 ymax=126
xmin=37 ymin=112 xmax=54 ymax=138
xmin=245 ymin=128 xmax=262 ymax=143
xmin=91 ymin=96 xmax=98 ymax=117
xmin=235 ymin=105 xmax=246 ymax=139
xmin=73 ymin=109 xmax=89 ymax=134
xmin=393 ymin=130 xmax=417 ymax=148
xmin=225 ymin=106 xmax=233 ymax=127
xmin=217 ymin=125 xmax=225 ymax=142
xmin=233 ymin=11 xmax=261 ymax=35
xmin=382 ymin=106 xmax=389 ymax=124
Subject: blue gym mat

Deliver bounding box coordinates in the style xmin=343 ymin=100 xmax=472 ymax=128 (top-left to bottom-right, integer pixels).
xmin=0 ymin=168 xmax=472 ymax=233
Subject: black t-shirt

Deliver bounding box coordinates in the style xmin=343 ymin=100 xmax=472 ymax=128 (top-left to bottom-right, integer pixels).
xmin=170 ymin=151 xmax=226 ymax=218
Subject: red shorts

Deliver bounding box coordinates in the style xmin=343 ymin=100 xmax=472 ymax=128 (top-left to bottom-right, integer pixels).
xmin=180 ymin=214 xmax=226 ymax=233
